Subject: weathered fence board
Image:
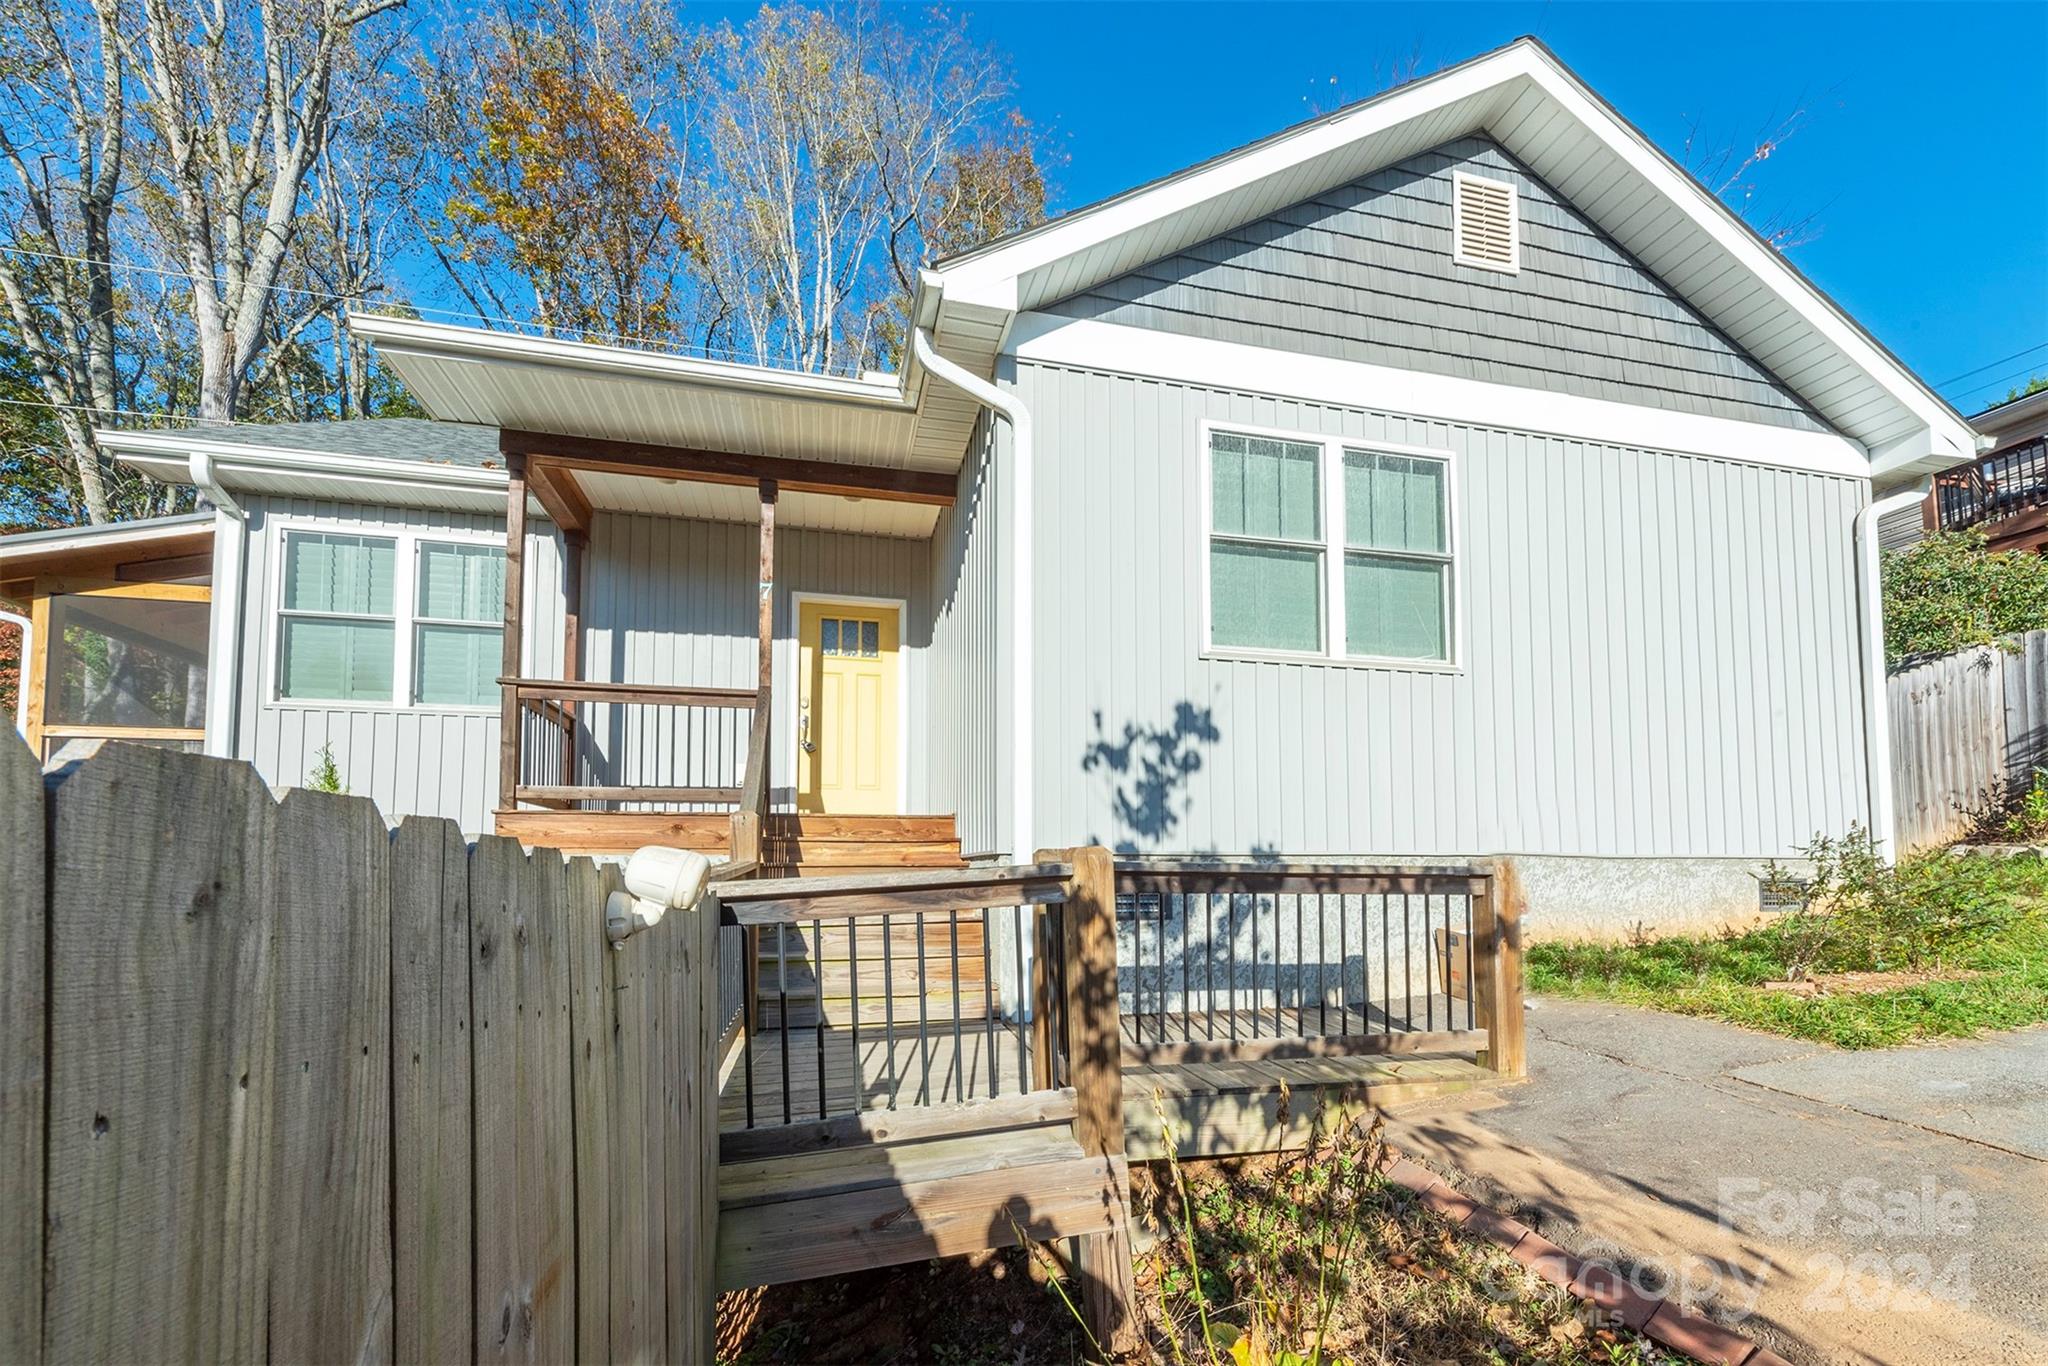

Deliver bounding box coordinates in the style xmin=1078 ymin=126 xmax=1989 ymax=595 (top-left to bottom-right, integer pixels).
xmin=393 ymin=816 xmax=475 ymax=1366
xmin=0 ymin=735 xmax=44 ymax=1366
xmin=1890 ymin=639 xmax=2039 ymax=854
xmin=12 ymin=742 xmax=720 ymax=1365
xmin=42 ymin=746 xmax=279 ymax=1363
xmin=269 ymin=789 xmax=395 ymax=1362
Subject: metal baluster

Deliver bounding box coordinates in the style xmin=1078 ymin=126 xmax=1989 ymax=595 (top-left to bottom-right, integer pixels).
xmin=1380 ymin=895 xmax=1391 ymax=1037
xmin=916 ymin=910 xmax=931 ymax=1105
xmin=1250 ymin=893 xmax=1260 ymax=1039
xmin=776 ymin=922 xmax=792 ymax=1125
xmin=1403 ymin=894 xmax=1414 ymax=1033
xmin=1179 ymin=893 xmax=1191 ymax=1047
xmin=813 ymin=919 xmax=827 ymax=1120
xmin=743 ymin=923 xmax=756 ymax=1129
xmin=1288 ymin=893 xmax=1298 ymax=1037
xmin=1013 ymin=904 xmax=1027 ymax=1090
xmin=1339 ymin=894 xmax=1350 ymax=1035
xmin=1228 ymin=894 xmax=1239 ymax=1044
xmin=1425 ymin=895 xmax=1436 ymax=1032
xmin=983 ymin=907 xmax=998 ymax=1098
xmin=883 ymin=916 xmax=899 ymax=1108
xmin=847 ymin=916 xmax=860 ymax=1115
xmin=1464 ymin=892 xmax=1477 ymax=1031
xmin=1205 ymin=892 xmax=1217 ymax=1041
xmin=1156 ymin=893 xmax=1168 ymax=1045
xmin=949 ymin=910 xmax=965 ymax=1103
xmin=1317 ymin=893 xmax=1328 ymax=1036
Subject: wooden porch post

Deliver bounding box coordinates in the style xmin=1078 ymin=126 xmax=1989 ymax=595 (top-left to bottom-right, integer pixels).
xmin=1475 ymin=859 xmax=1528 ymax=1079
xmin=561 ymin=530 xmax=585 ymax=786
xmin=498 ymin=453 xmax=528 ymax=813
xmin=757 ymin=478 xmax=776 ymax=704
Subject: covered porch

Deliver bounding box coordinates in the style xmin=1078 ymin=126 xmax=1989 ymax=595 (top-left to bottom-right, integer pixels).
xmin=490 ymin=426 xmax=963 ymax=866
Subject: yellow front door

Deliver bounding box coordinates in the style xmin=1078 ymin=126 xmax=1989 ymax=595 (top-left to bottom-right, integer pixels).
xmin=797 ymin=600 xmax=899 ymax=814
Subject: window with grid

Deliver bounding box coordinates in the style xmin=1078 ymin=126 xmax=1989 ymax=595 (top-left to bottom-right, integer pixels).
xmin=1342 ymin=450 xmax=1451 ymax=661
xmin=1205 ymin=428 xmax=1456 ymax=666
xmin=278 ymin=531 xmax=397 ymax=702
xmin=414 ymin=541 xmax=505 ymax=706
xmin=1207 ymin=431 xmax=1324 ymax=653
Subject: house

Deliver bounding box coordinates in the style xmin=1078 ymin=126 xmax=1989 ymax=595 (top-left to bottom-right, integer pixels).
xmin=1914 ymin=388 xmax=2048 ymax=552
xmin=8 ymin=38 xmax=1979 ymax=936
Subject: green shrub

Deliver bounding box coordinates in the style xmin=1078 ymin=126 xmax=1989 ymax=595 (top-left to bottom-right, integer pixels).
xmin=1881 ymin=529 xmax=2048 ymax=667
xmin=1768 ymin=827 xmax=2025 ymax=976
xmin=307 ymin=743 xmax=346 ymax=794
xmin=2006 ymin=769 xmax=2048 ymax=842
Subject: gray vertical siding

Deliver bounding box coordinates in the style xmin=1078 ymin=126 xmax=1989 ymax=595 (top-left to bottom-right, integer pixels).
xmin=926 ymin=420 xmax=1008 ymax=855
xmin=582 ymin=512 xmax=935 ymax=807
xmin=1016 ymin=360 xmax=1872 ymax=860
xmin=1046 ymin=136 xmax=1825 ymax=434
xmin=236 ymin=494 xmax=563 ymax=835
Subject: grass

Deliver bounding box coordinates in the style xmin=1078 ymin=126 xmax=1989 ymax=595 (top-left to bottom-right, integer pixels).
xmin=1527 ymin=858 xmax=2048 ymax=1049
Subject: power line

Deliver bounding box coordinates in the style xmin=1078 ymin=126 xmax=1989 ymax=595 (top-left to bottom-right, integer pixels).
xmin=0 ymin=396 xmax=219 ymax=424
xmin=0 ymin=243 xmax=812 ymax=369
xmin=1936 ymin=340 xmax=2048 ymax=389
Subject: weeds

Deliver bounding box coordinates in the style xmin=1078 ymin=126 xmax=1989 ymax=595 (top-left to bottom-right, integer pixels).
xmin=307 ymin=743 xmax=346 ymax=794
xmin=2006 ymin=769 xmax=2048 ymax=842
xmin=1530 ymin=852 xmax=2048 ymax=1048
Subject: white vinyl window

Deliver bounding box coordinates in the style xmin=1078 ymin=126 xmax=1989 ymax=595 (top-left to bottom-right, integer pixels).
xmin=275 ymin=527 xmax=504 ymax=707
xmin=278 ymin=531 xmax=398 ymax=702
xmin=414 ymin=541 xmax=506 ymax=706
xmin=1204 ymin=425 xmax=1457 ymax=668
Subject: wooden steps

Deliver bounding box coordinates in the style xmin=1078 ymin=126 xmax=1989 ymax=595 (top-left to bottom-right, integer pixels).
xmin=715 ymin=1106 xmax=1124 ymax=1291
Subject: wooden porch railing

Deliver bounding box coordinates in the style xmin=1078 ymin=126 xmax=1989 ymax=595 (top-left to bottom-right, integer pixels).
xmin=703 ymin=847 xmax=1136 ymax=1350
xmin=1112 ymin=860 xmax=1526 ymax=1080
xmin=502 ymin=676 xmax=761 ymax=810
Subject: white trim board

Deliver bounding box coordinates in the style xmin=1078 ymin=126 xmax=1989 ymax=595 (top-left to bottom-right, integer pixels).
xmin=1008 ymin=313 xmax=1872 ymax=480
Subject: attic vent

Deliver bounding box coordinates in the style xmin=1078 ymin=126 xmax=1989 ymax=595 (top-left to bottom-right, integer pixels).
xmin=1452 ymin=172 xmax=1519 ymax=272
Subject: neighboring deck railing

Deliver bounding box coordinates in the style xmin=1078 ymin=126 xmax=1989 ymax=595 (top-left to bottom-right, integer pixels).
xmin=1113 ymin=861 xmax=1527 ymax=1077
xmin=1933 ymin=435 xmax=2048 ymax=533
xmin=503 ymin=675 xmax=762 ymax=811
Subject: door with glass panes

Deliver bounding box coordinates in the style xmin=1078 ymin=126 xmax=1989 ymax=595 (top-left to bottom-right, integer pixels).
xmin=795 ymin=599 xmax=900 ymax=813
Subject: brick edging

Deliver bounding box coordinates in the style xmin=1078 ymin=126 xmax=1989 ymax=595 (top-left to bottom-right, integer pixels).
xmin=1376 ymin=1148 xmax=1790 ymax=1366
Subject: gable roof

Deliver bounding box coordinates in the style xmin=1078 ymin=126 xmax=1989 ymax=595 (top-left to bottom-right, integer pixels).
xmin=922 ymin=36 xmax=1977 ymax=478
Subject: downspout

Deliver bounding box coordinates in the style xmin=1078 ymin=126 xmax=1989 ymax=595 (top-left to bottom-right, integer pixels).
xmin=910 ymin=327 xmax=1035 ymax=863
xmin=1854 ymin=477 xmax=1932 ymax=861
xmin=0 ymin=608 xmax=29 ymax=737
xmin=190 ymin=451 xmax=247 ymax=760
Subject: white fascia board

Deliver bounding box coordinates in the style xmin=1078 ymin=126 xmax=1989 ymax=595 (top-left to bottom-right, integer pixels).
xmin=1009 ymin=313 xmax=1871 ymax=479
xmin=348 ymin=312 xmax=913 ymax=410
xmin=106 ymin=429 xmax=511 ymax=502
xmin=933 ymin=57 xmax=1526 ymax=311
xmin=1519 ymin=59 xmax=1976 ymax=465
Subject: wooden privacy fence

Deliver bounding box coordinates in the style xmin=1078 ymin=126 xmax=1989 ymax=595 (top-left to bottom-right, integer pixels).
xmin=1889 ymin=631 xmax=2048 ymax=854
xmin=0 ymin=736 xmax=721 ymax=1366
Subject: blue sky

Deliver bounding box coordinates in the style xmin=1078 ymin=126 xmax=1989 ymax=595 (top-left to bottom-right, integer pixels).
xmin=912 ymin=1 xmax=2048 ymax=416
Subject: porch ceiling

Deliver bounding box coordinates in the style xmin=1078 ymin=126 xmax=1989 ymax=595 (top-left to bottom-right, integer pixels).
xmin=575 ymin=470 xmax=941 ymax=538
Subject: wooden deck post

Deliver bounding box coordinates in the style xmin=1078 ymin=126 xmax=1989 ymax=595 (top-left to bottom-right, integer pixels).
xmin=498 ymin=452 xmax=528 ymax=814
xmin=1476 ymin=859 xmax=1528 ymax=1079
xmin=1041 ymin=844 xmax=1137 ymax=1357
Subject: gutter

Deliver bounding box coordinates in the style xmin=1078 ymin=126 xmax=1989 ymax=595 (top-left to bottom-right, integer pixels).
xmin=909 ymin=326 xmax=1035 ymax=864
xmin=1855 ymin=477 xmax=1932 ymax=860
xmin=190 ymin=452 xmax=247 ymax=760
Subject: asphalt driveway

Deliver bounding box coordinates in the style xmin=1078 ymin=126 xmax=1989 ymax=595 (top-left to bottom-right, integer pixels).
xmin=1379 ymin=1000 xmax=2048 ymax=1366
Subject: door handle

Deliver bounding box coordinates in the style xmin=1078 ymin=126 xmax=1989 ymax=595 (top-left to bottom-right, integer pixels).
xmin=800 ymin=704 xmax=815 ymax=753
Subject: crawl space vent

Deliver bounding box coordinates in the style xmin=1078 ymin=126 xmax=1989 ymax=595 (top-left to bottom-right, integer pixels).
xmin=1452 ymin=173 xmax=1518 ymax=272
